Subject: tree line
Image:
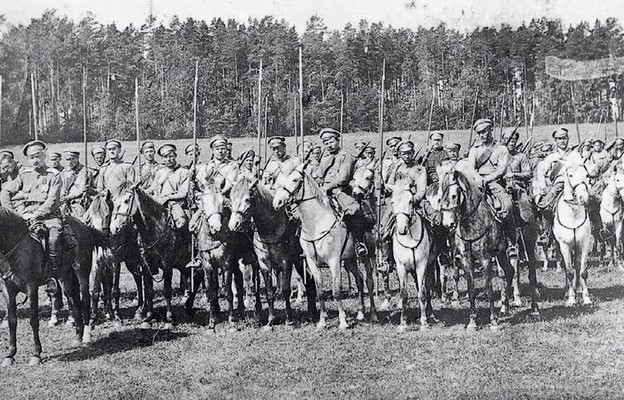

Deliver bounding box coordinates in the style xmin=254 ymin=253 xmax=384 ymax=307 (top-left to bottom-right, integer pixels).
xmin=0 ymin=10 xmax=623 ymax=145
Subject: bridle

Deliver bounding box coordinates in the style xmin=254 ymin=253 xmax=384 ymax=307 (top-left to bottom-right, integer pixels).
xmin=111 ymin=189 xmax=137 ymax=230
xmin=562 ymin=164 xmax=589 ymax=206
xmin=275 ymin=168 xmax=316 ymax=206
xmin=439 ymin=178 xmax=484 ymax=223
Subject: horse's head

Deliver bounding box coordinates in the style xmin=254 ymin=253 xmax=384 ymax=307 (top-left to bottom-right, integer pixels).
xmin=438 ymin=167 xmax=462 ymax=229
xmin=351 ymin=162 xmax=376 ymax=199
xmin=201 ymin=184 xmax=225 ymax=234
xmin=563 ymin=152 xmax=590 ymax=205
xmin=272 ymin=160 xmax=306 ymax=210
xmin=228 ymin=176 xmax=258 ymax=232
xmin=389 ymin=179 xmax=414 ymax=235
xmin=85 ymin=190 xmax=112 ymax=231
xmin=110 ymin=183 xmax=139 ymax=236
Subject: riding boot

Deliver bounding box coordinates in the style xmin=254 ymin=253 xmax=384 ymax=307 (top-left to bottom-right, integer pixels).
xmin=537 ymin=209 xmax=553 ymax=247
xmin=588 ymin=196 xmax=608 ymax=242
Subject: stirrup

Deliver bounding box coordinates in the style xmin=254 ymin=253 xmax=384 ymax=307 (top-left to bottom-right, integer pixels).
xmin=536 ymin=234 xmax=549 ymax=247
xmin=355 ymin=241 xmax=368 ymax=257
xmin=506 ymin=245 xmax=519 ymax=259
xmin=45 ymin=278 xmax=59 ymax=296
xmin=599 ymin=229 xmax=614 ymax=242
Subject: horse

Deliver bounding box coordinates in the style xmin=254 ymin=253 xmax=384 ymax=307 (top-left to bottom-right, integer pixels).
xmin=192 ymin=182 xmax=247 ymax=331
xmin=553 ymin=152 xmax=594 ymax=306
xmin=386 ymin=179 xmax=435 ymax=332
xmin=229 ymin=176 xmax=318 ymax=329
xmin=109 ymin=183 xmax=194 ymax=328
xmin=273 ymin=161 xmax=374 ymax=330
xmin=437 ymin=161 xmax=515 ymax=330
xmin=83 ymin=190 xmax=144 ymax=324
xmin=600 ymin=164 xmax=624 ymax=271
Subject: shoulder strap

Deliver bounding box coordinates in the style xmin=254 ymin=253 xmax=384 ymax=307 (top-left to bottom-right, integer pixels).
xmin=475 ymin=147 xmax=494 ymax=170
xmin=319 ymin=154 xmax=337 ymax=180
xmin=549 ymin=160 xmax=563 ymax=181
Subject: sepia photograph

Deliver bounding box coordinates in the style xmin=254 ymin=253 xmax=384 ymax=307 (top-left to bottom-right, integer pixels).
xmin=0 ymin=0 xmax=623 ymax=398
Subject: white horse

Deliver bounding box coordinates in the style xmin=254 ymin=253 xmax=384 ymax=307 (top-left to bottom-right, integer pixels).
xmin=553 ymin=152 xmax=594 ymax=306
xmin=387 ymin=179 xmax=434 ymax=332
xmin=600 ymin=164 xmax=624 ymax=271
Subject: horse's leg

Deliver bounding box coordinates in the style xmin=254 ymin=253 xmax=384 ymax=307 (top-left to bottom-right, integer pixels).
xmin=281 ymin=259 xmax=294 ymax=326
xmin=47 ymin=285 xmax=60 ymax=327
xmin=580 ymin=236 xmax=594 ymax=306
xmin=331 ymin=258 xmax=349 ymax=331
xmin=360 ymin=255 xmax=378 ymax=322
xmin=64 ymin=273 xmax=84 ymax=345
xmin=464 ymin=260 xmax=477 ymax=330
xmin=232 ymin=260 xmax=245 ymax=319
xmin=160 ymin=268 xmax=173 ymax=328
xmin=559 ymin=242 xmax=576 ymax=306
xmin=497 ymin=254 xmax=514 ymax=316
xmin=77 ymin=265 xmax=93 ymax=344
xmin=451 ymin=260 xmax=461 ymax=307
xmin=259 ymin=265 xmax=274 ymax=327
xmin=414 ymin=257 xmax=431 ymax=331
xmin=2 ymin=282 xmax=17 ymax=366
xmin=304 ymin=254 xmax=324 ymax=329
xmin=27 ymin=282 xmax=42 ymax=366
xmin=508 ymin=243 xmax=522 ymax=307
xmin=395 ymin=258 xmax=408 ymax=333
xmin=293 ymin=253 xmax=318 ymax=320
xmin=130 ymin=266 xmax=143 ymax=321
xmin=252 ymin=259 xmax=262 ymax=322
xmin=112 ymin=261 xmax=123 ymax=323
xmin=225 ymin=266 xmax=235 ymax=324
xmin=201 ymin=252 xmax=218 ymax=331
xmin=102 ymin=266 xmax=114 ymax=321
xmin=345 ymin=258 xmax=366 ymax=323
xmin=142 ymin=267 xmax=155 ymax=325
xmin=89 ymin=251 xmax=101 ymax=326
xmin=525 ymin=225 xmax=541 ymax=316
xmin=483 ymin=257 xmax=499 ymax=330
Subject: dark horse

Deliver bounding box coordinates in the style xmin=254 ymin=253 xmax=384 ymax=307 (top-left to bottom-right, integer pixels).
xmin=229 ymin=176 xmax=317 ymax=329
xmin=438 ymin=162 xmax=515 ymax=330
xmin=109 ymin=183 xmax=194 ymax=328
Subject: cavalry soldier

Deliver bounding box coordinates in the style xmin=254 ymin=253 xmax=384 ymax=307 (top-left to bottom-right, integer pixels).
xmin=443 ymin=143 xmax=461 ymax=166
xmin=49 ymin=152 xmax=64 ymax=173
xmin=504 ymin=130 xmax=534 ymax=225
xmin=1 ymin=141 xmax=63 ymax=278
xmin=423 ymin=132 xmax=447 ymax=184
xmin=394 ymin=141 xmax=429 ymax=210
xmin=579 ymin=140 xmax=593 ymax=159
xmin=608 ymin=137 xmax=624 ymax=162
xmin=146 ymin=144 xmax=190 ymax=230
xmin=95 ymin=139 xmax=137 ymax=197
xmin=226 ymin=142 xmax=235 ymax=161
xmin=590 ymin=139 xmax=610 ymax=177
xmin=140 ymin=141 xmax=160 ymax=188
xmin=238 ymin=149 xmax=257 ymax=179
xmin=309 ymin=143 xmax=322 ymax=168
xmin=467 ymin=118 xmax=512 ymax=220
xmin=196 ymin=135 xmax=239 ymax=195
xmin=263 ymin=136 xmax=292 ymax=188
xmin=0 ymin=150 xmax=23 ymax=188
xmin=60 ymin=150 xmax=92 ymax=217
xmin=90 ymin=146 xmax=106 ymax=182
xmin=381 ymin=136 xmax=402 ymax=185
xmin=355 ymin=144 xmax=376 ymax=172
xmin=185 ymin=143 xmax=202 ymax=169
xmin=313 ymin=127 xmax=369 ymax=256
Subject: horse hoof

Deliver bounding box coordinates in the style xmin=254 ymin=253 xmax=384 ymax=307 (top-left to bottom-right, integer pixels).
xmin=205 ymin=327 xmax=216 ymax=335
xmin=0 ymin=319 xmax=8 ymax=329
xmin=565 ymin=299 xmax=576 ymax=307
xmin=140 ymin=321 xmax=151 ymax=329
xmin=583 ymin=298 xmax=592 ymax=306
xmin=541 ymin=266 xmax=548 ymax=272
xmin=500 ymin=305 xmax=508 ymax=315
xmin=316 ymin=322 xmax=326 ymax=330
xmin=512 ymin=298 xmax=523 ymax=307
xmin=397 ymin=325 xmax=408 ymax=334
xmin=28 ymin=356 xmax=41 ymax=366
xmin=131 ymin=299 xmax=139 ymax=307
xmin=47 ymin=319 xmax=58 ymax=328
xmin=228 ymin=326 xmax=239 ymax=334
xmin=466 ymin=322 xmax=477 ymax=331
xmin=338 ymin=322 xmax=349 ymax=331
xmin=83 ymin=327 xmax=92 ymax=344
xmin=294 ymin=299 xmax=304 ymax=306
xmin=419 ymin=324 xmax=430 ymax=332
xmin=134 ymin=312 xmax=143 ymax=321
xmin=66 ymin=318 xmax=75 ymax=328
xmin=71 ymin=339 xmax=83 ymax=347
xmin=370 ymin=312 xmax=379 ymax=324
xmin=490 ymin=324 xmax=500 ymax=332
xmin=262 ymin=325 xmax=274 ymax=332
xmin=164 ymin=322 xmax=174 ymax=330
xmin=356 ymin=311 xmax=365 ymax=321
xmin=2 ymin=357 xmax=14 ymax=367
xmin=114 ymin=320 xmax=123 ymax=329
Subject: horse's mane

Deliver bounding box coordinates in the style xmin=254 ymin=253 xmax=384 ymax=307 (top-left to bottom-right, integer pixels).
xmin=135 ymin=187 xmax=166 ymax=216
xmin=302 ymin=170 xmax=331 ymax=208
xmin=255 ymin=181 xmax=275 ymax=208
xmin=112 ymin=180 xmax=134 ymax=199
xmin=88 ymin=192 xmax=110 ymax=216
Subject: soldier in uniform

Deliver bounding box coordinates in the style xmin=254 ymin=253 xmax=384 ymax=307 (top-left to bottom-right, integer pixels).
xmin=95 ymin=139 xmax=137 ymax=199
xmin=394 ymin=141 xmax=429 ymax=209
xmin=0 ymin=150 xmax=23 ymax=188
xmin=226 ymin=142 xmax=235 ymax=161
xmin=146 ymin=144 xmax=190 ymax=230
xmin=49 ymin=152 xmax=64 ymax=173
xmin=262 ymin=136 xmax=292 ymax=189
xmin=309 ymin=143 xmax=322 ymax=167
xmin=424 ymin=132 xmax=447 ymax=184
xmin=60 ymin=150 xmax=92 ymax=217
xmin=90 ymin=147 xmax=106 ymax=182
xmin=196 ymin=135 xmax=239 ymax=195
xmin=443 ymin=143 xmax=461 ymax=165
xmin=238 ymin=149 xmax=257 ymax=179
xmin=184 ymin=143 xmax=202 ymax=169
xmin=608 ymin=137 xmax=624 ymax=162
xmin=1 ymin=141 xmax=63 ymax=277
xmin=504 ymin=130 xmax=534 ymax=226
xmin=381 ymin=136 xmax=402 ymax=186
xmin=590 ymin=139 xmax=610 ymax=177
xmin=312 ymin=128 xmax=370 ymax=256
xmin=579 ymin=140 xmax=593 ymax=160
xmin=140 ymin=141 xmax=160 ymax=188
xmin=467 ymin=118 xmax=512 ymax=220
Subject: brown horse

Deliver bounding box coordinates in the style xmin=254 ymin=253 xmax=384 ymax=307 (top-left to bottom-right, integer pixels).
xmin=229 ymin=176 xmax=317 ymax=329
xmin=110 ymin=183 xmax=194 ymax=328
xmin=438 ymin=162 xmax=514 ymax=330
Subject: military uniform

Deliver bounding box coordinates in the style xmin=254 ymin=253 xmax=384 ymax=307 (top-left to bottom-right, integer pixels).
xmin=95 ymin=161 xmax=136 ymax=194
xmin=140 ymin=160 xmax=161 ymax=188
xmin=0 ymin=161 xmax=23 ymax=188
xmin=468 ymin=119 xmax=512 ymax=218
xmin=263 ymin=154 xmax=292 ymax=186
xmin=1 ymin=141 xmax=62 ymax=270
xmin=61 ymin=161 xmax=92 ymax=217
xmin=148 ymin=162 xmax=190 ymax=230
xmin=313 ymin=147 xmax=358 ymax=214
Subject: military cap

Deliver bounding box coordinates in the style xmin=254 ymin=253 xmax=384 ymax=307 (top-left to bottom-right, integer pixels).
xmin=157 ymin=144 xmax=177 ymax=157
xmin=540 ymin=143 xmax=554 ymax=152
xmin=354 ymin=141 xmax=367 ymax=150
xmin=445 ymin=143 xmax=461 ymax=152
xmin=268 ymin=136 xmax=286 ymax=148
xmin=140 ymin=141 xmax=155 ymax=153
xmin=64 ymin=150 xmax=80 ymax=159
xmin=606 ymin=137 xmax=624 ymax=151
xmin=429 ymin=132 xmax=444 ymax=140
xmin=49 ymin=152 xmax=62 ymax=160
xmin=473 ymin=119 xmax=493 ymax=133
xmin=91 ymin=146 xmax=105 ymax=157
xmin=364 ymin=145 xmax=376 ymax=153
xmin=105 ymin=139 xmax=122 ymax=149
xmin=397 ymin=141 xmax=415 ymax=153
xmin=552 ymin=127 xmax=569 ymax=139
xmin=502 ymin=130 xmax=519 ymax=142
xmin=23 ymin=140 xmax=47 ymax=157
xmin=386 ymin=136 xmax=402 ymax=147
xmin=0 ymin=150 xmax=14 ymax=159
xmin=297 ymin=140 xmax=313 ymax=151
xmin=319 ymin=128 xmax=340 ymax=141
xmin=592 ymin=138 xmax=605 ymax=146
xmin=239 ymin=149 xmax=256 ymax=161
xmin=311 ymin=143 xmax=322 ymax=151
xmin=209 ymin=135 xmax=227 ymax=149
xmin=185 ymin=143 xmax=200 ymax=156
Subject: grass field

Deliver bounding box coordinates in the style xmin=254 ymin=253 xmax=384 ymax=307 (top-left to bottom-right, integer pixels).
xmin=1 ymin=123 xmax=623 ymax=399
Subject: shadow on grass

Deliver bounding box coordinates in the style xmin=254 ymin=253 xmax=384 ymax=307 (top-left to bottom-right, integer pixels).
xmin=50 ymin=328 xmax=189 ymax=362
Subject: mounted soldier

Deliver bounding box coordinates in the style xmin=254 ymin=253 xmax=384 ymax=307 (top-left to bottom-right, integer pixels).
xmin=89 ymin=146 xmax=106 ymax=183
xmin=0 ymin=150 xmax=23 ymax=189
xmin=312 ymin=127 xmax=370 ymax=256
xmin=238 ymin=149 xmax=257 ymax=179
xmin=608 ymin=137 xmax=624 ymax=163
xmin=467 ymin=118 xmax=512 ymax=220
xmin=309 ymin=143 xmax=322 ymax=168
xmin=48 ymin=152 xmax=64 ymax=173
xmin=381 ymin=136 xmax=402 ymax=186
xmin=60 ymin=150 xmax=92 ymax=218
xmin=443 ymin=143 xmax=461 ymax=166
xmin=590 ymin=139 xmax=610 ymax=178
xmin=0 ymin=141 xmax=63 ymax=282
xmin=504 ymin=130 xmax=534 ymax=226
xmin=185 ymin=143 xmax=201 ymax=169
xmin=262 ymin=136 xmax=292 ymax=189
xmin=145 ymin=144 xmax=190 ymax=230
xmin=423 ymin=132 xmax=447 ymax=185
xmin=196 ymin=135 xmax=239 ymax=197
xmin=139 ymin=141 xmax=160 ymax=188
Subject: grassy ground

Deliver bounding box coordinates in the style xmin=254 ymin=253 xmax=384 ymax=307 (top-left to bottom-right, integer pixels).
xmin=4 ymin=122 xmax=620 ymax=166
xmin=1 ymin=258 xmax=623 ymax=399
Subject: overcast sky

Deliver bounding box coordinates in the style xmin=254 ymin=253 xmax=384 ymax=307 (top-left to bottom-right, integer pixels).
xmin=1 ymin=0 xmax=623 ymax=33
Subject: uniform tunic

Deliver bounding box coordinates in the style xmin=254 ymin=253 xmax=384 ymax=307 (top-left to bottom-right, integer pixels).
xmin=312 ymin=150 xmax=358 ymax=215
xmin=263 ymin=154 xmax=292 ymax=187
xmin=467 ymin=140 xmax=511 ymax=215
xmin=61 ymin=163 xmax=92 ymax=217
xmin=425 ymin=147 xmax=447 ymax=184
xmin=140 ymin=160 xmax=161 ymax=189
xmin=147 ymin=164 xmax=190 ymax=229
